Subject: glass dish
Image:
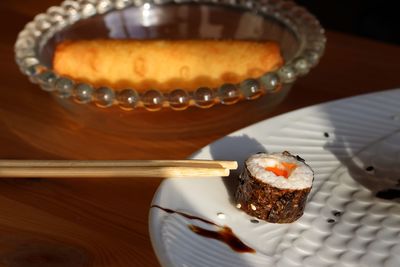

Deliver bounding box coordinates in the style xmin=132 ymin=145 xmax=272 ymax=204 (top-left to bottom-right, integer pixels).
xmin=15 ymin=0 xmax=326 ymax=111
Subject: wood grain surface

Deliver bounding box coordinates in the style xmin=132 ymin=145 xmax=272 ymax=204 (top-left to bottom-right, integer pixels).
xmin=1 ymin=0 xmax=400 ymax=266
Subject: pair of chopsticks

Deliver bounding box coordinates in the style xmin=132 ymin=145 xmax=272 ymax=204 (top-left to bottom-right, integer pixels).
xmin=0 ymin=160 xmax=238 ymax=178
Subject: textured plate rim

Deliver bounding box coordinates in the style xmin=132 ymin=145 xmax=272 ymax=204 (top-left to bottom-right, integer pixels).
xmin=149 ymin=88 xmax=400 ymax=267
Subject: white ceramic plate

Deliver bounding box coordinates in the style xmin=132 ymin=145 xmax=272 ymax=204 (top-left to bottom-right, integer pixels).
xmin=149 ymin=89 xmax=400 ymax=267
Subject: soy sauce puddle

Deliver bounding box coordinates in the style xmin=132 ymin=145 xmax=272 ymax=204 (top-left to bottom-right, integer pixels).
xmin=376 ymin=188 xmax=400 ymax=200
xmin=152 ymin=205 xmax=255 ymax=253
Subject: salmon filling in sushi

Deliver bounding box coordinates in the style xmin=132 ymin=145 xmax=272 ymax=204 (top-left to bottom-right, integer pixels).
xmin=235 ymin=151 xmax=314 ymax=223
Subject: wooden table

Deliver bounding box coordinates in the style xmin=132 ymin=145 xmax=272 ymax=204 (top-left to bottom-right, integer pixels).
xmin=1 ymin=1 xmax=400 ymax=266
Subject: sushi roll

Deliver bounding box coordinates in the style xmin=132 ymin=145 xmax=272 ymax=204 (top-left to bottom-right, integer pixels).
xmin=235 ymin=151 xmax=314 ymax=223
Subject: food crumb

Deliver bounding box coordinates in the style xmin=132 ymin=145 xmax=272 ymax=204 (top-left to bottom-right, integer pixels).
xmin=324 ymin=132 xmax=330 ymax=138
xmin=365 ymin=166 xmax=374 ymax=172
xmin=217 ymin=212 xmax=226 ymax=219
xmin=250 ymin=204 xmax=257 ymax=211
xmin=327 ymin=218 xmax=335 ymax=223
xmin=332 ymin=210 xmax=342 ymax=217
xmin=236 ymin=203 xmax=242 ymax=209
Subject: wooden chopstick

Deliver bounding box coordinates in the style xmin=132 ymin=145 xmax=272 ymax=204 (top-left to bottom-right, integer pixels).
xmin=0 ymin=160 xmax=237 ymax=178
xmin=0 ymin=160 xmax=237 ymax=169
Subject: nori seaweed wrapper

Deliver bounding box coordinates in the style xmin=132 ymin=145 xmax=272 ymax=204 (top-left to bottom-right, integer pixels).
xmin=235 ymin=164 xmax=312 ymax=223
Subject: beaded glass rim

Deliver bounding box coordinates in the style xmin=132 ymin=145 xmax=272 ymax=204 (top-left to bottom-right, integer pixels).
xmin=15 ymin=0 xmax=326 ymax=111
